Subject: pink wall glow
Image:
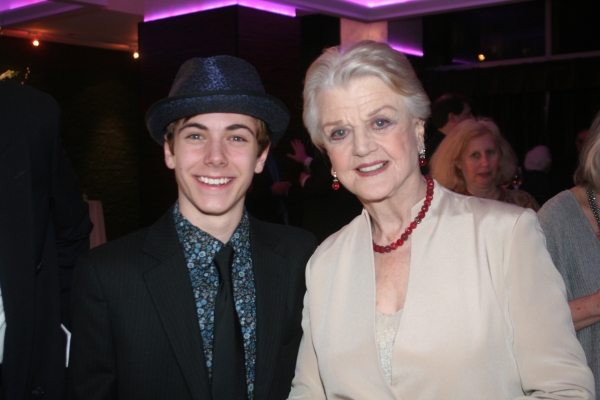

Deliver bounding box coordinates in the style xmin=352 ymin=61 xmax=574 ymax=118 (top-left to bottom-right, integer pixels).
xmin=144 ymin=0 xmax=295 ymax=22
xmin=0 ymin=0 xmax=46 ymax=12
xmin=342 ymin=0 xmax=410 ymax=8
xmin=389 ymin=43 xmax=423 ymax=57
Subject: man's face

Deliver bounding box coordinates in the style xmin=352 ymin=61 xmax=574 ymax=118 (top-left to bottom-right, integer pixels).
xmin=164 ymin=113 xmax=268 ymax=224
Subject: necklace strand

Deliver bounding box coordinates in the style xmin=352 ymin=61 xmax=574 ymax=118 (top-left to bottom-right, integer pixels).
xmin=372 ymin=175 xmax=434 ymax=253
xmin=586 ymin=186 xmax=600 ymax=236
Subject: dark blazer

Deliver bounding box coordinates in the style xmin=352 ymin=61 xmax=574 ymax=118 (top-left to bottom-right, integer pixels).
xmin=68 ymin=207 xmax=317 ymax=400
xmin=0 ymin=81 xmax=92 ymax=400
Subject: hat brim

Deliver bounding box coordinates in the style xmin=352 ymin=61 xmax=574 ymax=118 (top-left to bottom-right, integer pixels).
xmin=146 ymin=90 xmax=290 ymax=145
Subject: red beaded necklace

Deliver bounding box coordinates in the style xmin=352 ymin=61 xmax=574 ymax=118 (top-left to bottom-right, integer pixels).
xmin=372 ymin=174 xmax=434 ymax=253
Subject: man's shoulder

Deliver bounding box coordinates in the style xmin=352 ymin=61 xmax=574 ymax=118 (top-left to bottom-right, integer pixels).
xmin=251 ymin=218 xmax=316 ymax=239
xmin=80 ymin=227 xmax=152 ymax=264
xmin=249 ymin=218 xmax=318 ymax=253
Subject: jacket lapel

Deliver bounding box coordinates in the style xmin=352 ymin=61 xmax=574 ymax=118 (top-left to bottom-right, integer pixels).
xmin=250 ymin=218 xmax=288 ymax=400
xmin=142 ymin=209 xmax=211 ymax=400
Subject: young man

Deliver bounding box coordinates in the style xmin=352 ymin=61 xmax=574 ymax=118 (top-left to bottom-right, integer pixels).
xmin=68 ymin=56 xmax=317 ymax=400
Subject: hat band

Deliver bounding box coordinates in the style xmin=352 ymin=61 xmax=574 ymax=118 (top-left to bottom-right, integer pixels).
xmin=148 ymin=89 xmax=289 ymax=116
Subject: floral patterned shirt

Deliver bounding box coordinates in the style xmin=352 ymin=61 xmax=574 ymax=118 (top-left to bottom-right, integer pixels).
xmin=173 ymin=203 xmax=257 ymax=398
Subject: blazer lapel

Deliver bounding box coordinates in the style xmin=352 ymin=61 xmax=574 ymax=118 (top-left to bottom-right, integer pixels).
xmin=250 ymin=218 xmax=288 ymax=400
xmin=142 ymin=209 xmax=211 ymax=400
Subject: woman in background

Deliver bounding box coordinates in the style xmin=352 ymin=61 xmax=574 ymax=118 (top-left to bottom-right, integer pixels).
xmin=538 ymin=110 xmax=600 ymax=398
xmin=430 ymin=118 xmax=539 ymax=210
xmin=288 ymin=40 xmax=593 ymax=399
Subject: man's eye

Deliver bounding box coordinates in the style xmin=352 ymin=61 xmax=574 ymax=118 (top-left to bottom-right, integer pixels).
xmin=188 ymin=133 xmax=202 ymax=140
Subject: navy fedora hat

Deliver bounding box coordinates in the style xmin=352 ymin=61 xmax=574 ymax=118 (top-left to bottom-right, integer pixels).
xmin=146 ymin=55 xmax=290 ymax=145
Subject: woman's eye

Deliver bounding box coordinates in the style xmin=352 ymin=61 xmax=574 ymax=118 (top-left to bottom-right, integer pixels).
xmin=373 ymin=119 xmax=390 ymax=129
xmin=470 ymin=152 xmax=480 ymax=158
xmin=330 ymin=129 xmax=347 ymax=140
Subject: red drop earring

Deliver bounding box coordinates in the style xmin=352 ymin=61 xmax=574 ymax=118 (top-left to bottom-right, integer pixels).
xmin=419 ymin=148 xmax=427 ymax=167
xmin=332 ymin=171 xmax=340 ymax=190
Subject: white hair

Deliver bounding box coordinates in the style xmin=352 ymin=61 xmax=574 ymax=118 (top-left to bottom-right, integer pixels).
xmin=303 ymin=40 xmax=431 ymax=150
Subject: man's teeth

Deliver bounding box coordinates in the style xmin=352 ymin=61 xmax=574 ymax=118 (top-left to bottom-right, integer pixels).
xmin=359 ymin=162 xmax=385 ymax=172
xmin=198 ymin=177 xmax=232 ymax=185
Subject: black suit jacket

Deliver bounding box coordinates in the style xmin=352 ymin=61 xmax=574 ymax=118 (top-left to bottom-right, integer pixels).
xmin=0 ymin=81 xmax=92 ymax=400
xmin=68 ymin=207 xmax=317 ymax=400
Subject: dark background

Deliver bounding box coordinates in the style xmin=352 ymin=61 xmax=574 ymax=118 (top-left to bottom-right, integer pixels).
xmin=1 ymin=0 xmax=599 ymax=240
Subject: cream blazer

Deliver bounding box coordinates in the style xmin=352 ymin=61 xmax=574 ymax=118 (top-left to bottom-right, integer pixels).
xmin=289 ymin=184 xmax=594 ymax=400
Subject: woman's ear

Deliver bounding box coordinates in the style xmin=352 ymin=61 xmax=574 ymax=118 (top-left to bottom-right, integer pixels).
xmin=415 ymin=118 xmax=425 ymax=149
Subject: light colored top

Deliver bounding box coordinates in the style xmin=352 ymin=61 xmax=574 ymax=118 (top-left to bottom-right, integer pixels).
xmin=377 ymin=309 xmax=403 ymax=384
xmin=538 ymin=190 xmax=600 ymax=398
xmin=289 ymin=183 xmax=594 ymax=400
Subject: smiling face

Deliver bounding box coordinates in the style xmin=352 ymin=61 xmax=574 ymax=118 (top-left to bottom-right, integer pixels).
xmin=317 ymin=76 xmax=425 ymax=205
xmin=457 ymin=132 xmax=500 ymax=194
xmin=164 ymin=113 xmax=268 ymax=226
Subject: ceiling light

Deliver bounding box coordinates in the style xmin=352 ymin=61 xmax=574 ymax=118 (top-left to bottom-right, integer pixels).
xmin=478 ymin=54 xmax=485 ymax=61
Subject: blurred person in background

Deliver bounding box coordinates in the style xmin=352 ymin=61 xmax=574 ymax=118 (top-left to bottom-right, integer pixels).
xmin=520 ymin=145 xmax=555 ymax=206
xmin=424 ymin=92 xmax=474 ymax=165
xmin=538 ymin=110 xmax=600 ymax=398
xmin=0 ymin=80 xmax=92 ymax=400
xmin=430 ymin=118 xmax=539 ymax=211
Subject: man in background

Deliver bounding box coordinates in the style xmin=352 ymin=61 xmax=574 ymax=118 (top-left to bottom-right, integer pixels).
xmin=0 ymin=80 xmax=92 ymax=399
xmin=425 ymin=93 xmax=474 ymax=164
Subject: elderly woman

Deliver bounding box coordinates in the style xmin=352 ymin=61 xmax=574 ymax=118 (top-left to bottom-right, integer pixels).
xmin=538 ymin=110 xmax=600 ymax=397
xmin=430 ymin=118 xmax=539 ymax=210
xmin=287 ymin=41 xmax=593 ymax=399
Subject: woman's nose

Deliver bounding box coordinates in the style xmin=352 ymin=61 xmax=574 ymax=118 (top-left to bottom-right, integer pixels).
xmin=480 ymin=154 xmax=490 ymax=166
xmin=352 ymin=130 xmax=377 ymax=156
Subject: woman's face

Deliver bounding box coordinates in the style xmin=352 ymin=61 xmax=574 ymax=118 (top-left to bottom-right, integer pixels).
xmin=317 ymin=76 xmax=424 ymax=204
xmin=457 ymin=133 xmax=500 ymax=193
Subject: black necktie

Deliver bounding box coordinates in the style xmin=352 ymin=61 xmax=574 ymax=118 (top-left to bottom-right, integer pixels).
xmin=211 ymin=244 xmax=248 ymax=400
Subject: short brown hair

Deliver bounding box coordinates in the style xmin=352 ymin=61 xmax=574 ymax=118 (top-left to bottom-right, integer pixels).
xmin=164 ymin=115 xmax=270 ymax=156
xmin=430 ymin=118 xmax=517 ymax=194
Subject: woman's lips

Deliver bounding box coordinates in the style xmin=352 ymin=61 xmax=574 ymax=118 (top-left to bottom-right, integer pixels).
xmin=355 ymin=161 xmax=389 ymax=175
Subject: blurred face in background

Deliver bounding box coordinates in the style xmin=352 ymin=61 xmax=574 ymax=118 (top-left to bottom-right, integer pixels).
xmin=457 ymin=132 xmax=500 ymax=194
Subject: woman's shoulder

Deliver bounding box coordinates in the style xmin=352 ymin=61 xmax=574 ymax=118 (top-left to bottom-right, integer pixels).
xmin=538 ymin=190 xmax=578 ymax=224
xmin=438 ymin=184 xmax=528 ymax=219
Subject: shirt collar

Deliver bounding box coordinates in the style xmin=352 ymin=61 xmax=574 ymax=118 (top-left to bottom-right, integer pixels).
xmin=173 ymin=202 xmax=251 ymax=256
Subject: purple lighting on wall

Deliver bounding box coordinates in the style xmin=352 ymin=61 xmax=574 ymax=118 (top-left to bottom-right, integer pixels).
xmin=144 ymin=0 xmax=295 ymax=22
xmin=0 ymin=0 xmax=46 ymax=12
xmin=342 ymin=0 xmax=410 ymax=8
xmin=389 ymin=43 xmax=423 ymax=57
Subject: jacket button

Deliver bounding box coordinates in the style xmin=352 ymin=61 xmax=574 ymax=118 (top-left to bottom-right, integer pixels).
xmin=36 ymin=262 xmax=43 ymax=273
xmin=31 ymin=387 xmax=45 ymax=398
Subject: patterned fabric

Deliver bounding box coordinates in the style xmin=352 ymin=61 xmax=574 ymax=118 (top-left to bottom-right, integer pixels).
xmin=173 ymin=203 xmax=257 ymax=398
xmin=376 ymin=309 xmax=403 ymax=384
xmin=498 ymin=187 xmax=540 ymax=211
